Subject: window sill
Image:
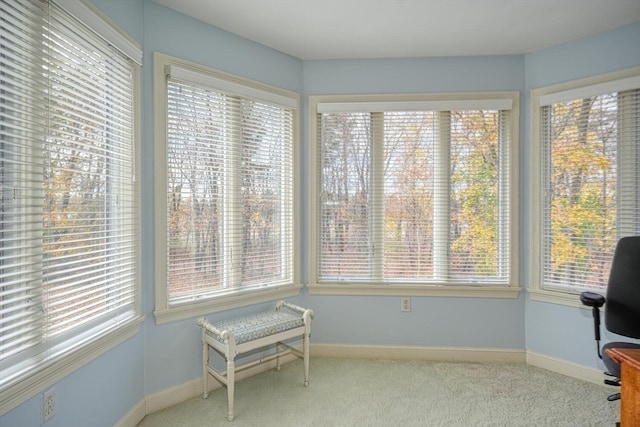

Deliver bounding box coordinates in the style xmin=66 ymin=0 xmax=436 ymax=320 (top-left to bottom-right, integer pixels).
xmin=307 ymin=283 xmax=521 ymax=298
xmin=154 ymin=284 xmax=303 ymax=324
xmin=527 ymin=288 xmax=596 ymax=308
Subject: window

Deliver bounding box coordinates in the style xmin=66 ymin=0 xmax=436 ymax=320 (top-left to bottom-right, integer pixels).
xmin=530 ymin=68 xmax=640 ymax=304
xmin=309 ymin=94 xmax=519 ymax=297
xmin=153 ymin=54 xmax=300 ymax=323
xmin=0 ymin=0 xmax=141 ymax=414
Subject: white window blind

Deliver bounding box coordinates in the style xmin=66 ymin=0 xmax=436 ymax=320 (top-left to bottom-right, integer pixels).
xmin=0 ymin=0 xmax=139 ymax=401
xmin=164 ymin=68 xmax=295 ymax=305
xmin=315 ymin=98 xmax=513 ymax=284
xmin=539 ymin=80 xmax=640 ymax=292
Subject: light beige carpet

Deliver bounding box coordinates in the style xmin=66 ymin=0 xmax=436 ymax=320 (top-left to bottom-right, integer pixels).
xmin=137 ymin=358 xmax=619 ymax=426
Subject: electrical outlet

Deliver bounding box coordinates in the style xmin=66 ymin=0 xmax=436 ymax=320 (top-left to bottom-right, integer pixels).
xmin=43 ymin=388 xmax=56 ymax=423
xmin=401 ymin=297 xmax=411 ymax=312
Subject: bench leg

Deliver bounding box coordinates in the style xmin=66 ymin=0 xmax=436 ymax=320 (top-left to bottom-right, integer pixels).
xmin=202 ymin=339 xmax=209 ymax=399
xmin=226 ymin=357 xmax=236 ymax=421
xmin=303 ymin=331 xmax=310 ymax=387
xmin=275 ymin=342 xmax=281 ymax=371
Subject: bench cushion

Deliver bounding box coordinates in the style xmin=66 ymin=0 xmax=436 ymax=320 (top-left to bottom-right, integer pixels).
xmin=207 ymin=311 xmax=304 ymax=344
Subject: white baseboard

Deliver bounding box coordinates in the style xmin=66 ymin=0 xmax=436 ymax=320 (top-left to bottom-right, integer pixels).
xmin=114 ymin=398 xmax=145 ymax=427
xmin=526 ymin=351 xmax=612 ymax=386
xmin=117 ymin=346 xmax=608 ymax=426
xmin=311 ymin=343 xmax=527 ymax=363
xmin=145 ymin=377 xmax=203 ymax=415
xmin=116 ymin=352 xmax=299 ymax=426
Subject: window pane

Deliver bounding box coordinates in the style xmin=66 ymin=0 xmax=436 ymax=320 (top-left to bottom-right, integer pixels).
xmin=43 ymin=10 xmax=137 ymax=336
xmin=166 ymin=82 xmax=225 ymax=300
xmin=450 ymin=110 xmax=505 ymax=279
xmin=240 ymin=100 xmax=293 ymax=286
xmin=543 ymin=94 xmax=619 ymax=290
xmin=318 ymin=113 xmax=371 ymax=279
xmin=383 ymin=112 xmax=435 ymax=279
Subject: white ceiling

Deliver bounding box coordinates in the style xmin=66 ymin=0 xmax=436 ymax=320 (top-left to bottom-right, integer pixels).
xmin=153 ymin=0 xmax=640 ymax=60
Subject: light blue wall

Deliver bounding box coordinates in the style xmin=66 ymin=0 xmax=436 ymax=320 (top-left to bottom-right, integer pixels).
xmin=0 ymin=334 xmax=144 ymax=427
xmin=1 ymin=1 xmax=638 ymax=425
xmin=303 ymin=55 xmax=524 ymax=94
xmin=522 ymin=22 xmax=640 ymax=370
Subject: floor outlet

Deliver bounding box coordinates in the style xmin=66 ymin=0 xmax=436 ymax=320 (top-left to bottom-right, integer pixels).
xmin=401 ymin=297 xmax=411 ymax=312
xmin=43 ymin=388 xmax=56 ymax=423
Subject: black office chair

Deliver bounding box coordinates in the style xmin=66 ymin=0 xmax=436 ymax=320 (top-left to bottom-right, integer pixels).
xmin=580 ymin=236 xmax=640 ymax=402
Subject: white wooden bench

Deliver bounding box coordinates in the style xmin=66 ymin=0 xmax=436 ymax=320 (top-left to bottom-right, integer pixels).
xmin=197 ymin=301 xmax=313 ymax=421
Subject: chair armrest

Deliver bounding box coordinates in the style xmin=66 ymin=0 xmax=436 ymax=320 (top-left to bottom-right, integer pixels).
xmin=580 ymin=291 xmax=606 ymax=308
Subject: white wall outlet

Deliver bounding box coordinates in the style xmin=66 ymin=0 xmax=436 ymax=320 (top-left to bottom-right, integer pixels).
xmin=401 ymin=297 xmax=411 ymax=312
xmin=43 ymin=388 xmax=56 ymax=423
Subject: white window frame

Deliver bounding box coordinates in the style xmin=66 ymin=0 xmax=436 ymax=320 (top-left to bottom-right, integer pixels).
xmin=153 ymin=53 xmax=301 ymax=324
xmin=308 ymin=93 xmax=520 ymax=298
xmin=529 ymin=67 xmax=640 ymax=306
xmin=0 ymin=0 xmax=142 ymax=415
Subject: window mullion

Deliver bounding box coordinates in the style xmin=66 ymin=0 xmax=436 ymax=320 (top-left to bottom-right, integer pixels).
xmin=433 ymin=111 xmax=451 ymax=281
xmin=370 ymin=112 xmax=384 ymax=279
xmin=540 ymin=105 xmax=553 ymax=285
xmin=225 ymin=96 xmax=243 ymax=289
xmin=617 ymin=89 xmax=639 ymax=236
xmin=497 ymin=110 xmax=511 ymax=280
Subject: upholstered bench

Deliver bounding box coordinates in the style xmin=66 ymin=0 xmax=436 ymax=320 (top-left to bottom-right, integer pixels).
xmin=197 ymin=301 xmax=313 ymax=421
